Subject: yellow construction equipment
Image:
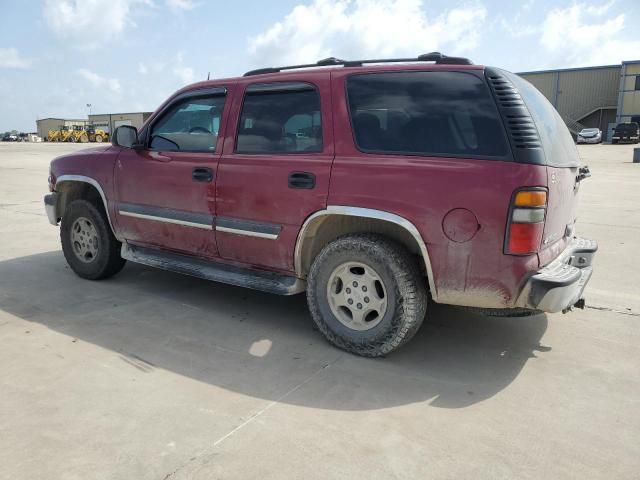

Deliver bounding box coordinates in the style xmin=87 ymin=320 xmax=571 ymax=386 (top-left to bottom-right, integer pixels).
xmin=86 ymin=125 xmax=109 ymax=143
xmin=46 ymin=128 xmax=61 ymax=142
xmin=68 ymin=125 xmax=89 ymax=143
xmin=59 ymin=126 xmax=74 ymax=142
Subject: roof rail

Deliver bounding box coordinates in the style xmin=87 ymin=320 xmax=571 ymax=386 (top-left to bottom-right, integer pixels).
xmin=243 ymin=52 xmax=473 ymax=77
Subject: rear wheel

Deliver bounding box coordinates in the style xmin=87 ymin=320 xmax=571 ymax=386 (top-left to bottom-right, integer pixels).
xmin=61 ymin=200 xmax=126 ymax=280
xmin=67 ymin=135 xmax=76 ymax=143
xmin=307 ymin=234 xmax=427 ymax=357
xmin=80 ymin=134 xmax=89 ymax=143
xmin=94 ymin=134 xmax=103 ymax=143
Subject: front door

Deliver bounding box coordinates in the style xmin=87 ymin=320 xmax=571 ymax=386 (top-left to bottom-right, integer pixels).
xmin=114 ymin=87 xmax=229 ymax=258
xmin=216 ymin=73 xmax=334 ymax=273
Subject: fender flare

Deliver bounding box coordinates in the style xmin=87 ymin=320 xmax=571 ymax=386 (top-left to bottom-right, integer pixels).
xmin=294 ymin=206 xmax=438 ymax=301
xmin=55 ymin=175 xmax=119 ymax=238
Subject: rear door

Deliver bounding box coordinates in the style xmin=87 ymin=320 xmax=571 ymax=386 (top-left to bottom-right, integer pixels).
xmin=506 ymin=72 xmax=581 ymax=262
xmin=215 ymin=73 xmax=334 ymax=273
xmin=114 ymin=87 xmax=229 ymax=258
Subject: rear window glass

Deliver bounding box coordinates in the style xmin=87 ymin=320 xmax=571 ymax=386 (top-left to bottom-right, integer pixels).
xmin=346 ymin=71 xmax=509 ymax=159
xmin=503 ymin=70 xmax=579 ymax=168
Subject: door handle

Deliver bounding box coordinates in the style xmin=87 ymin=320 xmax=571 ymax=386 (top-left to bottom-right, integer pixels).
xmin=288 ymin=171 xmax=315 ymax=189
xmin=192 ymin=167 xmax=214 ymax=182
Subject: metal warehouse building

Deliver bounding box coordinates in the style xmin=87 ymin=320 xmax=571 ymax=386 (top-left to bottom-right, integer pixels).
xmin=519 ymin=60 xmax=640 ymax=141
xmin=87 ymin=112 xmax=152 ymax=135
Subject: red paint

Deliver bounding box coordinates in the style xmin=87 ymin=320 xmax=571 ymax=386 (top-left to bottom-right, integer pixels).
xmin=49 ymin=62 xmax=584 ymax=308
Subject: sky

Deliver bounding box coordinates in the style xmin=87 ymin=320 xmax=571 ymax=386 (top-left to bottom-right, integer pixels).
xmin=0 ymin=0 xmax=639 ymax=132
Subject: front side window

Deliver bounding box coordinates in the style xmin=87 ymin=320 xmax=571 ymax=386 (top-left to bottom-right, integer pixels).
xmin=236 ymin=85 xmax=322 ymax=154
xmin=150 ymin=95 xmax=225 ymax=152
xmin=346 ymin=71 xmax=509 ymax=159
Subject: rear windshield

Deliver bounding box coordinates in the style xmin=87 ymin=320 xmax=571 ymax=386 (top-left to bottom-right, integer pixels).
xmin=502 ymin=70 xmax=580 ymax=168
xmin=346 ymin=71 xmax=510 ymax=160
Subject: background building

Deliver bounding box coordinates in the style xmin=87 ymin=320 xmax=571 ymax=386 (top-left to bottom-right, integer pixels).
xmin=88 ymin=112 xmax=152 ymax=134
xmin=519 ymin=60 xmax=640 ymax=140
xmin=36 ymin=112 xmax=151 ymax=140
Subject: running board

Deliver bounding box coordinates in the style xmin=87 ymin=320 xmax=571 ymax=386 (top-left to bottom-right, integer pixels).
xmin=121 ymin=243 xmax=306 ymax=295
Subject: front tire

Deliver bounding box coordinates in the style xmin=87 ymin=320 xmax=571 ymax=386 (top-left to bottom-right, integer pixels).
xmin=307 ymin=234 xmax=427 ymax=357
xmin=61 ymin=200 xmax=126 ymax=280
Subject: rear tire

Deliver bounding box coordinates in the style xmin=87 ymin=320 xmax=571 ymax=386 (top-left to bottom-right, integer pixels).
xmin=307 ymin=234 xmax=427 ymax=357
xmin=80 ymin=134 xmax=89 ymax=143
xmin=67 ymin=135 xmax=76 ymax=143
xmin=61 ymin=200 xmax=126 ymax=280
xmin=94 ymin=134 xmax=103 ymax=143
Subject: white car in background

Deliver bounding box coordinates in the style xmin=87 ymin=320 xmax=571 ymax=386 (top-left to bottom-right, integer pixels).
xmin=577 ymin=128 xmax=602 ymax=144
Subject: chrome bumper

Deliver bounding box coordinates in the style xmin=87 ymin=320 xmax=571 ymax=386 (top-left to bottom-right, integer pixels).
xmin=516 ymin=237 xmax=597 ymax=313
xmin=44 ymin=193 xmax=59 ymax=226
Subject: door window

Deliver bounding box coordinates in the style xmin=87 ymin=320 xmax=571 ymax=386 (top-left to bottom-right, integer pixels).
xmin=150 ymin=95 xmax=226 ymax=152
xmin=236 ymin=85 xmax=322 ymax=154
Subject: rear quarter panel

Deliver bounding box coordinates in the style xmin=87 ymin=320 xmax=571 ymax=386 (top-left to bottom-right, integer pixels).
xmin=330 ymin=70 xmax=546 ymax=308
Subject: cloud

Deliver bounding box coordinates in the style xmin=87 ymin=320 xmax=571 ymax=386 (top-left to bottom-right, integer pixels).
xmin=43 ymin=0 xmax=153 ymax=48
xmin=173 ymin=65 xmax=195 ymax=84
xmin=538 ymin=2 xmax=640 ymax=67
xmin=77 ymin=68 xmax=122 ymax=93
xmin=172 ymin=53 xmax=196 ymax=84
xmin=248 ymin=0 xmax=487 ymax=66
xmin=166 ymin=0 xmax=197 ymax=10
xmin=0 ymin=47 xmax=31 ymax=68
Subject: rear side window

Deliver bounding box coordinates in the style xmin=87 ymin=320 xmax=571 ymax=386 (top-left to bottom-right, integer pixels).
xmin=150 ymin=94 xmax=225 ymax=152
xmin=237 ymin=85 xmax=322 ymax=154
xmin=346 ymin=71 xmax=509 ymax=159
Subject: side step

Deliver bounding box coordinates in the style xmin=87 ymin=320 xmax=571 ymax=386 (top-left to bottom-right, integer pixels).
xmin=121 ymin=243 xmax=306 ymax=295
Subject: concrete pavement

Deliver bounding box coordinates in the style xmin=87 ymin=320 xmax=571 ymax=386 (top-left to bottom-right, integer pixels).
xmin=0 ymin=142 xmax=639 ymax=479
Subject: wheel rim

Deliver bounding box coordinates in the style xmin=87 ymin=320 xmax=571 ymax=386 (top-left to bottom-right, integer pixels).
xmin=326 ymin=261 xmax=388 ymax=331
xmin=70 ymin=217 xmax=99 ymax=263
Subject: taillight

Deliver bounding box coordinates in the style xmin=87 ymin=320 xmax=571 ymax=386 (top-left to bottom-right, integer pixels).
xmin=505 ymin=188 xmax=547 ymax=255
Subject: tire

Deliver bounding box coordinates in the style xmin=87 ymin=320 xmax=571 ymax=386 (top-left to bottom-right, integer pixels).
xmin=94 ymin=134 xmax=103 ymax=143
xmin=67 ymin=135 xmax=76 ymax=143
xmin=80 ymin=134 xmax=89 ymax=143
xmin=307 ymin=233 xmax=427 ymax=357
xmin=60 ymin=199 xmax=126 ymax=280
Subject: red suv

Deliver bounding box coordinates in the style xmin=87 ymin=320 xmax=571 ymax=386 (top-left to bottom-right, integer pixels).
xmin=44 ymin=53 xmax=597 ymax=357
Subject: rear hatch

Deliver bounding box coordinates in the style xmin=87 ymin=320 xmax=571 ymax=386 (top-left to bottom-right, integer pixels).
xmin=500 ymin=71 xmax=582 ymax=263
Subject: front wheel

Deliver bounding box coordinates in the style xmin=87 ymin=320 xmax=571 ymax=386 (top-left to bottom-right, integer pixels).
xmin=60 ymin=200 xmax=126 ymax=280
xmin=307 ymin=234 xmax=427 ymax=357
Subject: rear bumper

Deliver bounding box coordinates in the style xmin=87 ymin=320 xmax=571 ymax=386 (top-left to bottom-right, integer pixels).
xmin=44 ymin=193 xmax=59 ymax=225
xmin=516 ymin=237 xmax=597 ymax=313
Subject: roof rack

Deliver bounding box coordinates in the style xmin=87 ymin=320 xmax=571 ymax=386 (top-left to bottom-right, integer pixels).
xmin=243 ymin=52 xmax=473 ymax=77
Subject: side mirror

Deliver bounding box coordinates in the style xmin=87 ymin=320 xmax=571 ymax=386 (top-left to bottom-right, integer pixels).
xmin=112 ymin=125 xmax=143 ymax=150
